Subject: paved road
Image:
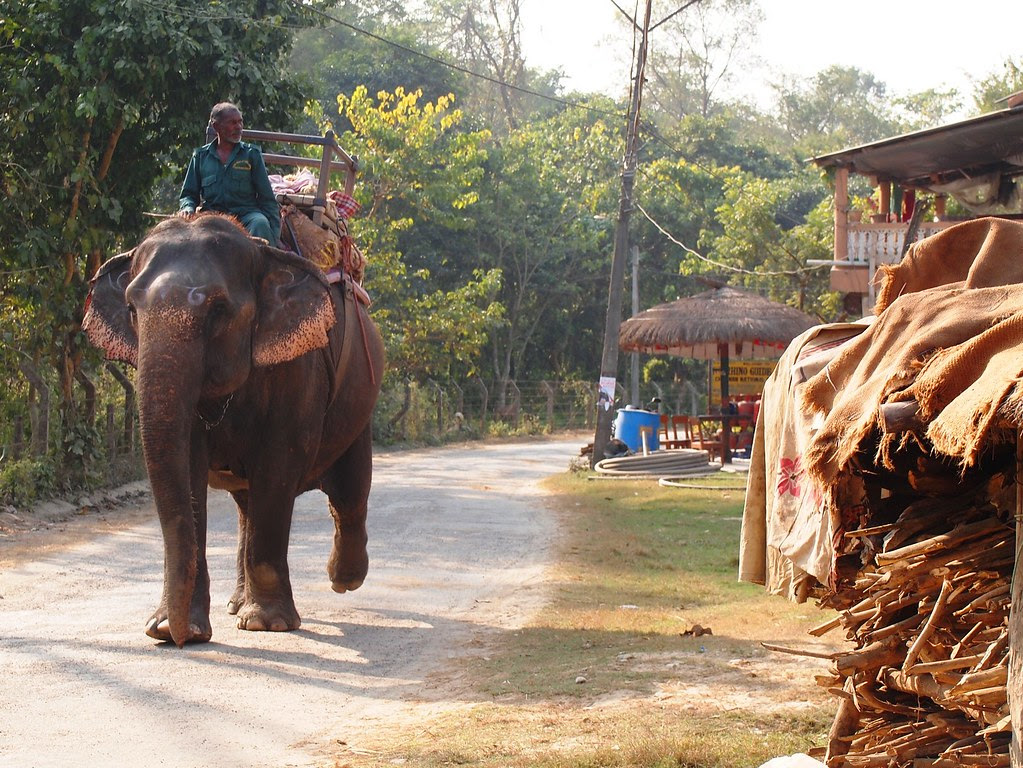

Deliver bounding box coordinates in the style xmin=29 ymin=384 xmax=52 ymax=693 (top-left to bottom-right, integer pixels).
xmin=0 ymin=437 xmax=583 ymax=768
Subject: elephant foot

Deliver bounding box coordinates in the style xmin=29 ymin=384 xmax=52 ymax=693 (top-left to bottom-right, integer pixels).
xmin=327 ymin=539 xmax=368 ymax=594
xmin=226 ymin=587 xmax=245 ymax=615
xmin=331 ymin=576 xmax=364 ymax=594
xmin=235 ymin=601 xmax=301 ymax=632
xmin=145 ymin=613 xmax=212 ymax=646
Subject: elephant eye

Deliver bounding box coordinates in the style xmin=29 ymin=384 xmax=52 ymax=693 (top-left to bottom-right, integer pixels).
xmin=127 ymin=303 xmax=137 ymax=327
xmin=208 ymin=298 xmax=231 ymax=325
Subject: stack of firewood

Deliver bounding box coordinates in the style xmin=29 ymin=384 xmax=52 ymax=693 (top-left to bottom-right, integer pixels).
xmin=805 ymin=465 xmax=1016 ymax=767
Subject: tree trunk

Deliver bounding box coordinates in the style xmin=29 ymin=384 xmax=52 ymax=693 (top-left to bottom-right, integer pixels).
xmin=19 ymin=361 xmax=49 ymax=456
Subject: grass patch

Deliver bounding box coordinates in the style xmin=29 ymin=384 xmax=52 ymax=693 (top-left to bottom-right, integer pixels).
xmin=333 ymin=473 xmax=837 ymax=768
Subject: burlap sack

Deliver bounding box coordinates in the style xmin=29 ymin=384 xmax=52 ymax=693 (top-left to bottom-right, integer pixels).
xmin=875 ymin=217 xmax=1023 ymax=312
xmin=280 ymin=204 xmax=340 ymax=271
xmin=802 ymin=218 xmax=1023 ymax=483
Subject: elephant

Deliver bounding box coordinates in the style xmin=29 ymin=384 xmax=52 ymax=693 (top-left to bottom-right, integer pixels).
xmin=82 ymin=213 xmax=385 ymax=647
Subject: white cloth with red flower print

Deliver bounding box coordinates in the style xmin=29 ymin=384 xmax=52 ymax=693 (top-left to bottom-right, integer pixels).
xmin=739 ymin=317 xmax=873 ymax=600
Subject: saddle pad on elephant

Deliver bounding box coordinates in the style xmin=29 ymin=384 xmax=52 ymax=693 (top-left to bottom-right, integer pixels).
xmin=280 ymin=204 xmax=366 ymax=283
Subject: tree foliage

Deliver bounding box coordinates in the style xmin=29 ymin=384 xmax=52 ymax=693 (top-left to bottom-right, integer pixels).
xmin=971 ymin=57 xmax=1023 ymax=112
xmin=0 ymin=0 xmax=306 ymax=468
xmin=772 ymin=65 xmax=902 ymax=154
xmin=644 ymin=0 xmax=763 ymax=122
xmin=321 ymin=86 xmax=503 ymax=380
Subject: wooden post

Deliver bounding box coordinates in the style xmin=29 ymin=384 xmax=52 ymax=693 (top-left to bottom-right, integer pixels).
xmin=542 ymin=381 xmax=555 ymax=427
xmin=630 ymin=245 xmax=641 ymax=407
xmin=834 ymin=166 xmax=849 ymax=263
xmin=75 ymin=369 xmax=96 ymax=427
xmin=105 ymin=362 xmax=136 ymax=454
xmin=451 ymin=381 xmax=464 ymax=418
xmin=719 ymin=342 xmax=732 ymax=465
xmin=508 ymin=380 xmax=522 ymax=428
xmin=1010 ymin=428 xmax=1023 ymax=767
xmin=591 ymin=0 xmax=653 ymax=467
xmin=474 ymin=376 xmax=489 ymax=432
xmin=935 ymin=194 xmax=947 ymax=220
xmin=106 ymin=403 xmax=116 ymax=458
xmin=19 ymin=362 xmax=49 ymax=456
xmin=879 ymin=181 xmax=892 ymax=222
xmin=428 ymin=380 xmax=444 ymax=434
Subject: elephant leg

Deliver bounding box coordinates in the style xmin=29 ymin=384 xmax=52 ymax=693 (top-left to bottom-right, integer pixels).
xmin=321 ymin=425 xmax=373 ymax=593
xmin=234 ymin=481 xmax=301 ymax=632
xmin=145 ymin=428 xmax=213 ymax=643
xmin=227 ymin=489 xmax=249 ymax=615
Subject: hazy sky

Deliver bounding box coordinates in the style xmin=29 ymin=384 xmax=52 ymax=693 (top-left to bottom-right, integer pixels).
xmin=520 ymin=0 xmax=1021 ymax=112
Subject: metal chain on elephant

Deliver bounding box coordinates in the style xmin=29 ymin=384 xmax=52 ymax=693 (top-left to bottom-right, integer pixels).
xmin=196 ymin=393 xmax=234 ymax=430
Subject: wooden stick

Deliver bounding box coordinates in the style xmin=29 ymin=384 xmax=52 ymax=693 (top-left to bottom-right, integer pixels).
xmin=956 ymin=584 xmax=1010 ymax=615
xmin=879 ymin=400 xmax=924 ymax=433
xmin=951 ymin=621 xmax=987 ymax=659
xmin=906 ymin=654 xmax=985 ymax=675
xmin=834 ymin=639 xmax=904 ymax=675
xmin=903 ymin=579 xmax=954 ymax=672
xmin=877 ymin=518 xmax=1009 ymax=566
xmin=825 ymin=679 xmax=861 ymax=765
xmin=950 ymin=666 xmax=1008 ymax=696
xmin=881 ymin=667 xmax=949 ymax=700
xmin=760 ymin=642 xmax=835 ymax=659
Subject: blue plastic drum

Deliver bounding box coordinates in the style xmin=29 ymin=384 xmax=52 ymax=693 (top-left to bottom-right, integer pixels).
xmin=613 ymin=408 xmax=661 ymax=452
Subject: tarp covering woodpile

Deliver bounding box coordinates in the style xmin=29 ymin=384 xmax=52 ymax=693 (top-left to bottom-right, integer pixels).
xmin=741 ymin=217 xmax=1023 ymax=767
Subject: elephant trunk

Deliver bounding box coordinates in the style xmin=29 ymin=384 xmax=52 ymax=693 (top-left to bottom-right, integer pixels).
xmin=136 ymin=336 xmax=205 ymax=647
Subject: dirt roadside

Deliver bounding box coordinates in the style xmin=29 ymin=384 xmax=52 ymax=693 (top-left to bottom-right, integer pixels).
xmin=0 ymin=437 xmax=583 ymax=768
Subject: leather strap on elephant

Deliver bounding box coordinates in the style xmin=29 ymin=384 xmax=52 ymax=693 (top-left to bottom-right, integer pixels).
xmin=324 ymin=273 xmax=373 ymax=406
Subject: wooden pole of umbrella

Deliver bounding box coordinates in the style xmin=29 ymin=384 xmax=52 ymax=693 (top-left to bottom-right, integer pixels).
xmin=718 ymin=341 xmax=731 ymax=463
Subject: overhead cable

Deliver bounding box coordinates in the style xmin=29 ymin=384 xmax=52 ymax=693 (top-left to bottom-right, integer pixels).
xmin=289 ymin=0 xmax=627 ymax=120
xmin=636 ymin=203 xmax=829 ymax=277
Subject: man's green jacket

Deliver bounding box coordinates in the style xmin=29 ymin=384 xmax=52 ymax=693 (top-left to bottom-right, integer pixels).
xmin=178 ymin=140 xmax=280 ymax=234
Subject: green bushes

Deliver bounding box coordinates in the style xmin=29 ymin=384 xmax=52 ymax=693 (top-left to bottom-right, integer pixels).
xmin=0 ymin=457 xmax=56 ymax=508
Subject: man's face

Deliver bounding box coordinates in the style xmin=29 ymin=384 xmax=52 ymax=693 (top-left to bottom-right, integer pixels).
xmin=214 ymin=110 xmax=244 ymax=145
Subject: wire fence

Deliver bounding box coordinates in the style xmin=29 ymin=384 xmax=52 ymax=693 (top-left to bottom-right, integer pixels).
xmin=371 ymin=377 xmax=710 ymax=442
xmin=1 ymin=367 xmax=712 ymax=496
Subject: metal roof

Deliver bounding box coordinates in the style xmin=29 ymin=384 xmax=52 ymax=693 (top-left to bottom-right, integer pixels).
xmin=811 ymin=105 xmax=1023 ymax=189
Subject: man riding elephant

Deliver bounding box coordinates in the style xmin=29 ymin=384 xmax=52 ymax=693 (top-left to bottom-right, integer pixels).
xmin=178 ymin=102 xmax=280 ymax=246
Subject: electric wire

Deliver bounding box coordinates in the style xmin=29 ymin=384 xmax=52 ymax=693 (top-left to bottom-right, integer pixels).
xmin=635 ymin=202 xmax=829 ymax=277
xmin=288 ymin=0 xmax=628 ymax=121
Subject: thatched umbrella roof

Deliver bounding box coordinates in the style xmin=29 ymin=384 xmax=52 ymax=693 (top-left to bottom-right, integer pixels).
xmin=618 ymin=286 xmax=816 ymax=361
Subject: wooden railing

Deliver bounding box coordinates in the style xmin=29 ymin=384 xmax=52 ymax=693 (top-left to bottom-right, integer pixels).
xmin=845 ymin=220 xmax=957 ymax=267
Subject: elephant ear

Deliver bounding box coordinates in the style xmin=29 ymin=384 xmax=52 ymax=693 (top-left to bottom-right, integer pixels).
xmin=252 ymin=245 xmax=337 ymax=367
xmin=82 ymin=251 xmax=138 ymax=367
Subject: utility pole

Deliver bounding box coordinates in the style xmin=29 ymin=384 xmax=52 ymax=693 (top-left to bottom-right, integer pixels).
xmin=630 ymin=245 xmax=641 ymax=407
xmin=591 ymin=0 xmax=653 ymax=467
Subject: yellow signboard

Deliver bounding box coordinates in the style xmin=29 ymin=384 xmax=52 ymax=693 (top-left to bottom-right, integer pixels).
xmin=709 ymin=360 xmax=775 ymax=405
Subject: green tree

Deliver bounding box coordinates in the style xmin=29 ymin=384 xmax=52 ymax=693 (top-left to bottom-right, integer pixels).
xmin=772 ymin=65 xmax=902 ymax=154
xmin=419 ymin=0 xmax=571 ymax=135
xmin=971 ymin=57 xmax=1023 ymax=113
xmin=325 ymin=86 xmax=504 ymax=380
xmin=0 ymin=0 xmax=306 ymax=475
xmin=469 ymin=106 xmax=619 ymax=386
xmin=703 ymin=171 xmax=837 ymax=318
xmin=893 ymin=86 xmax=963 ymax=129
xmin=289 ymin=4 xmax=466 ymax=133
xmin=644 ymin=0 xmax=763 ymax=122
